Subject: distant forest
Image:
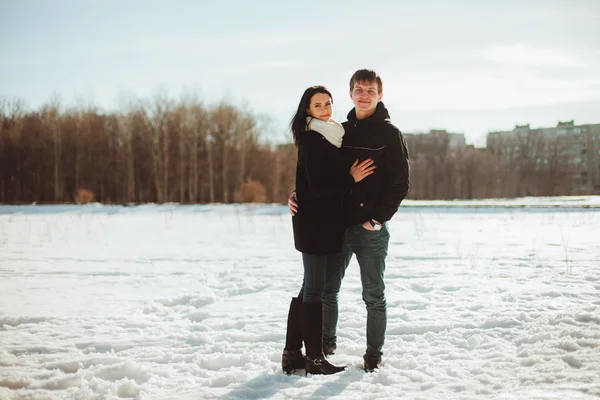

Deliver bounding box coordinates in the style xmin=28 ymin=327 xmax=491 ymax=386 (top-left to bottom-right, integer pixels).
xmin=0 ymin=95 xmax=583 ymax=204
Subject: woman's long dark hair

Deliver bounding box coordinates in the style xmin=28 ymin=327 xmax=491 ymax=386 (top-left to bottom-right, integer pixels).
xmin=290 ymin=85 xmax=333 ymax=145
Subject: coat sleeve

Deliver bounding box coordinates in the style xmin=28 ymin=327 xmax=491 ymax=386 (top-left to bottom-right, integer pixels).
xmin=300 ymin=136 xmax=355 ymax=198
xmin=372 ymin=127 xmax=410 ymax=223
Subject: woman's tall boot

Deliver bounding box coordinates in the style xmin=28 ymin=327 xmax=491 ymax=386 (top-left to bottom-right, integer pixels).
xmin=282 ymin=297 xmax=305 ymax=374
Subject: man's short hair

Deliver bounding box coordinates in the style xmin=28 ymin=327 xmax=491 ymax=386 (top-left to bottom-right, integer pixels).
xmin=349 ymin=69 xmax=383 ymax=93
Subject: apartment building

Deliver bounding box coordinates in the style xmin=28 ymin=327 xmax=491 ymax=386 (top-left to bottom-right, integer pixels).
xmin=487 ymin=121 xmax=600 ymax=194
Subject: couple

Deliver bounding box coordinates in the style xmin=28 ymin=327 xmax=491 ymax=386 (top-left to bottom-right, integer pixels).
xmin=282 ymin=69 xmax=410 ymax=375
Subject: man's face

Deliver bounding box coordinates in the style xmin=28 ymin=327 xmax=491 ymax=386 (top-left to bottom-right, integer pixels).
xmin=350 ymin=80 xmax=382 ymax=114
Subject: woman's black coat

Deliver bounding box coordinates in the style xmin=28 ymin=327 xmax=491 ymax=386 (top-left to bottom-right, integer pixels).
xmin=292 ymin=130 xmax=354 ymax=256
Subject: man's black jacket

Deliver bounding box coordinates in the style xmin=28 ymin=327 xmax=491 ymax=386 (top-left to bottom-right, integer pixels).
xmin=341 ymin=102 xmax=410 ymax=227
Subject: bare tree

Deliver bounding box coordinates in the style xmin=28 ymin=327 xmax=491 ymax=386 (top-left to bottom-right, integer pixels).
xmin=117 ymin=113 xmax=137 ymax=202
xmin=0 ymin=98 xmax=26 ymax=202
xmin=188 ymin=103 xmax=207 ymax=202
xmin=39 ymin=101 xmax=64 ymax=202
xmin=140 ymin=94 xmax=172 ymax=202
xmin=210 ymin=103 xmax=237 ymax=203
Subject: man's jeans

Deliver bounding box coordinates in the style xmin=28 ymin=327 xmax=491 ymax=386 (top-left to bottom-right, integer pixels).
xmin=322 ymin=223 xmax=390 ymax=356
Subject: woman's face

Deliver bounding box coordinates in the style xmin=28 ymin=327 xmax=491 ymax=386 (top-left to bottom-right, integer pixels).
xmin=307 ymin=93 xmax=332 ymax=122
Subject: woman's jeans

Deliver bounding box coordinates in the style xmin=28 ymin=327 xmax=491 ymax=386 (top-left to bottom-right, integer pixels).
xmin=298 ymin=253 xmax=333 ymax=304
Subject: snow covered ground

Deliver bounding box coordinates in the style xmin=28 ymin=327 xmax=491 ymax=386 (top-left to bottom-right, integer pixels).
xmin=1 ymin=198 xmax=599 ymax=399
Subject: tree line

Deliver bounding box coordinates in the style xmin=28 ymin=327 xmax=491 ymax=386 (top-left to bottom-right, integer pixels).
xmin=0 ymin=96 xmax=296 ymax=204
xmin=405 ymin=131 xmax=577 ymax=199
xmin=0 ymin=95 xmax=584 ymax=204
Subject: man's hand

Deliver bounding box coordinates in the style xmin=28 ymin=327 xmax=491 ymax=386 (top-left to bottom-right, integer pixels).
xmin=288 ymin=192 xmax=298 ymax=216
xmin=362 ymin=219 xmax=380 ymax=231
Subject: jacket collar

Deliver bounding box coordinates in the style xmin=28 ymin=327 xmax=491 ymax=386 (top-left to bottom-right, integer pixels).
xmin=347 ymin=101 xmax=390 ymax=124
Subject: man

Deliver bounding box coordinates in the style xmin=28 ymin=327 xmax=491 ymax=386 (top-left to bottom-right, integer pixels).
xmin=289 ymin=69 xmax=410 ymax=372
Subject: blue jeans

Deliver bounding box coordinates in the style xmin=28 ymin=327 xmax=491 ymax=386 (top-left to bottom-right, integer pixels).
xmin=297 ymin=253 xmax=337 ymax=303
xmin=322 ymin=223 xmax=390 ymax=356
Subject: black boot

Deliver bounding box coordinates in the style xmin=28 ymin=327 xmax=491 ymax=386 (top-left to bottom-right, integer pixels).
xmin=363 ymin=353 xmax=381 ymax=372
xmin=282 ymin=297 xmax=305 ymax=374
xmin=323 ymin=342 xmax=336 ymax=356
xmin=301 ymin=301 xmax=345 ymax=375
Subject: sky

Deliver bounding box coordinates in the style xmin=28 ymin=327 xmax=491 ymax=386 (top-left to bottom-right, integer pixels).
xmin=1 ymin=0 xmax=600 ymax=145
xmin=1 ymin=201 xmax=599 ymax=398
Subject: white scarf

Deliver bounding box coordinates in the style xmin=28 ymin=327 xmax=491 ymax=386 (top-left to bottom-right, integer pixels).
xmin=307 ymin=117 xmax=345 ymax=148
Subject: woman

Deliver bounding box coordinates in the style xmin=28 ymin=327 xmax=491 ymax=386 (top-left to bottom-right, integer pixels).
xmin=282 ymin=86 xmax=375 ymax=375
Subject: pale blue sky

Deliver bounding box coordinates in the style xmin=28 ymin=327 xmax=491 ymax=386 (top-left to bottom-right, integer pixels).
xmin=1 ymin=0 xmax=599 ymax=145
